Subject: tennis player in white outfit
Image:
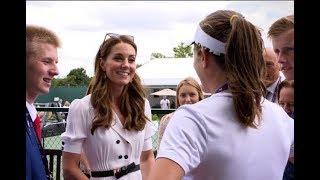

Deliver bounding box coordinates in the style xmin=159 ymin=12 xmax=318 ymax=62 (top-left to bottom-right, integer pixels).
xmin=148 ymin=10 xmax=294 ymax=180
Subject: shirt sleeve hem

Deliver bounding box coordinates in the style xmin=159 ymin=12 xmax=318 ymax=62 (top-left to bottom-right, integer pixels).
xmin=62 ymin=141 xmax=82 ymax=154
xmin=142 ymin=138 xmax=153 ymax=151
xmin=156 ymin=151 xmax=189 ymax=174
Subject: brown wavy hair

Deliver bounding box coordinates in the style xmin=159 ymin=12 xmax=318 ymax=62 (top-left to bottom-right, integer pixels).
xmin=90 ymin=35 xmax=148 ymax=134
xmin=195 ymin=10 xmax=266 ymax=128
xmin=175 ymin=77 xmax=204 ymax=107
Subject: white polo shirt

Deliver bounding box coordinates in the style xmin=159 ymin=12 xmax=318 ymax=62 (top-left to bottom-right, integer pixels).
xmin=157 ymin=92 xmax=294 ymax=180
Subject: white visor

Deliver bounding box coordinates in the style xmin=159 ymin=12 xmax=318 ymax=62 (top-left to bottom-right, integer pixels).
xmin=193 ymin=25 xmax=225 ymax=56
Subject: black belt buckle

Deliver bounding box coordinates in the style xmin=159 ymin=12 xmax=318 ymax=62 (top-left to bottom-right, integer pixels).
xmin=114 ymin=163 xmax=135 ymax=179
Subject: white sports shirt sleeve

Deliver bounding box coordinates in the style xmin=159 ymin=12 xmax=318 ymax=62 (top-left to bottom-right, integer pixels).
xmin=156 ymin=105 xmax=207 ymax=174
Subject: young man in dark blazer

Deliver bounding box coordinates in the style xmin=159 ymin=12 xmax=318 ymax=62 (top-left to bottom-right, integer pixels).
xmin=26 ymin=25 xmax=61 ymax=180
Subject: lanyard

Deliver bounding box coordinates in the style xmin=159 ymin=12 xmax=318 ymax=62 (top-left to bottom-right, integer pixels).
xmin=214 ymin=83 xmax=228 ymax=94
xmin=26 ymin=109 xmax=52 ymax=180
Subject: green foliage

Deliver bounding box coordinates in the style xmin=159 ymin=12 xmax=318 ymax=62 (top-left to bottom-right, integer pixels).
xmin=52 ymin=78 xmax=66 ymax=87
xmin=67 ymin=68 xmax=90 ymax=86
xmin=152 ymin=114 xmax=159 ymax=121
xmin=52 ymin=67 xmax=91 ymax=87
xmin=151 ymin=52 xmax=167 ymax=59
xmin=173 ymin=42 xmax=193 ymax=58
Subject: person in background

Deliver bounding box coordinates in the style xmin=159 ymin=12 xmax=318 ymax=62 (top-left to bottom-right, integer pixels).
xmin=268 ymin=15 xmax=294 ymax=80
xmin=148 ymin=10 xmax=294 ymax=180
xmin=277 ymin=80 xmax=294 ymax=180
xmin=26 ymin=24 xmax=61 ymax=180
xmin=61 ymin=33 xmax=155 ymax=179
xmin=58 ymin=98 xmax=63 ymax=107
xmin=262 ymin=47 xmax=285 ymax=103
xmin=61 ymin=100 xmax=71 ymax=121
xmin=269 ymin=15 xmax=294 ymax=180
xmin=63 ymin=101 xmax=70 ymax=107
xmin=160 ymin=96 xmax=170 ymax=110
xmin=157 ymin=77 xmax=204 ymax=148
xmin=277 ymin=80 xmax=294 ymax=118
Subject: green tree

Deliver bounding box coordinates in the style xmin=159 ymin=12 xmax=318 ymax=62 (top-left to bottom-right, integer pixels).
xmin=173 ymin=42 xmax=193 ymax=58
xmin=151 ymin=52 xmax=167 ymax=59
xmin=65 ymin=68 xmax=90 ymax=86
xmin=52 ymin=78 xmax=67 ymax=87
xmin=52 ymin=67 xmax=91 ymax=87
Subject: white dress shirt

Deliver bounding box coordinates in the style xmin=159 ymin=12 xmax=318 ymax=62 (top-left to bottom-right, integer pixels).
xmin=26 ymin=101 xmax=37 ymax=122
xmin=266 ymin=74 xmax=286 ymax=103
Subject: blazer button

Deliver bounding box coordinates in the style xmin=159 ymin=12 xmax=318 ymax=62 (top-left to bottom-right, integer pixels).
xmin=62 ymin=141 xmax=65 ymax=145
xmin=116 ymin=140 xmax=120 ymax=144
xmin=124 ymin=155 xmax=128 ymax=159
xmin=118 ymin=155 xmax=122 ymax=159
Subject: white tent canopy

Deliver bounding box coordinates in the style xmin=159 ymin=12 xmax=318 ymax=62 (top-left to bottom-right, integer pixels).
xmin=150 ymin=88 xmax=176 ymax=96
xmin=136 ymin=58 xmax=201 ymax=86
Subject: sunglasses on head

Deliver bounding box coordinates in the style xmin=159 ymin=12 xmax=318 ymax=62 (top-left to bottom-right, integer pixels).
xmin=99 ymin=33 xmax=135 ymax=58
xmin=103 ymin=33 xmax=134 ymax=43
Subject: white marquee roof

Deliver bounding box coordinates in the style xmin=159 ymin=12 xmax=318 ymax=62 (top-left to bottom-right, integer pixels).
xmin=136 ymin=58 xmax=201 ymax=86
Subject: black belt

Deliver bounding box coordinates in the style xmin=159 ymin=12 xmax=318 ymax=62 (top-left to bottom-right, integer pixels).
xmin=91 ymin=162 xmax=140 ymax=179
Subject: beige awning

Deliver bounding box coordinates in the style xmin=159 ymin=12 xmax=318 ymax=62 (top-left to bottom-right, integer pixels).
xmin=150 ymin=88 xmax=176 ymax=96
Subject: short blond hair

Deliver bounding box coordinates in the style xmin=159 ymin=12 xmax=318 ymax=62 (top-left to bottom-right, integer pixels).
xmin=26 ymin=25 xmax=61 ymax=60
xmin=268 ymin=15 xmax=294 ymax=38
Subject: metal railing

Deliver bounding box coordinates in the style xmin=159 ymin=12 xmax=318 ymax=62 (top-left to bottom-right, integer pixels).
xmin=37 ymin=107 xmax=175 ymax=149
xmin=36 ymin=107 xmax=175 ymax=180
xmin=37 ymin=107 xmax=175 ymax=114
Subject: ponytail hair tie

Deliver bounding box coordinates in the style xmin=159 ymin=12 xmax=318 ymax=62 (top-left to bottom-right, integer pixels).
xmin=230 ymin=14 xmax=238 ymax=25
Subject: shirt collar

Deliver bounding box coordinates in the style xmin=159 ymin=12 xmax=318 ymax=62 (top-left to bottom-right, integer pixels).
xmin=26 ymin=101 xmax=37 ymax=122
xmin=267 ymin=76 xmax=281 ymax=94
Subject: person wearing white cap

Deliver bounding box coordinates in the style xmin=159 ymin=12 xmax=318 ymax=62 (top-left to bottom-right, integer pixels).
xmin=148 ymin=10 xmax=294 ymax=180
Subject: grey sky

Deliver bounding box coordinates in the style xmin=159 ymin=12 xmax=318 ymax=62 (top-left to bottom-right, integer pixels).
xmin=26 ymin=1 xmax=294 ymax=78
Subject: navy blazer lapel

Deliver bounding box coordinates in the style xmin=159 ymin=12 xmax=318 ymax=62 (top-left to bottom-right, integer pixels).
xmin=26 ymin=108 xmax=39 ymax=146
xmin=26 ymin=107 xmax=52 ymax=179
